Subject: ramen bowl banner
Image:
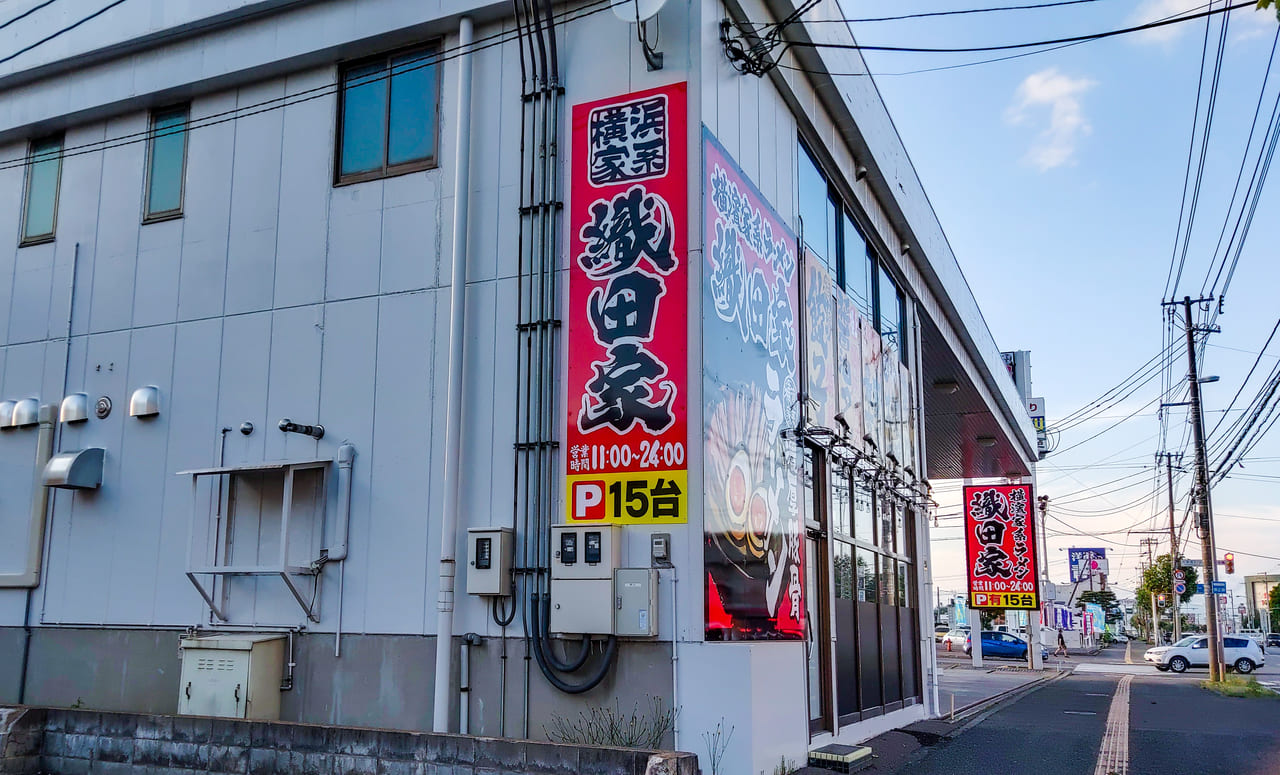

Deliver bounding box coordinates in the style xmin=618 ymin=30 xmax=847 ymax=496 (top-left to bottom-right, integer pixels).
xmin=565 ymin=82 xmax=689 ymax=526
xmin=702 ymin=127 xmax=804 ymax=640
xmin=964 ymin=483 xmax=1040 ymax=609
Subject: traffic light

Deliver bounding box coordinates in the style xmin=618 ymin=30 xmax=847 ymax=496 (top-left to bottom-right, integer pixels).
xmin=1224 ymin=553 xmax=1235 ymax=574
xmin=1157 ymin=593 xmax=1168 ymax=607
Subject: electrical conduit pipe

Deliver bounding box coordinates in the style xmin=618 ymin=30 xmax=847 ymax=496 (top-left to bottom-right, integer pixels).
xmin=325 ymin=444 xmax=356 ymax=657
xmin=2 ymin=404 xmax=56 ymax=588
xmin=432 ymin=14 xmax=474 ymax=734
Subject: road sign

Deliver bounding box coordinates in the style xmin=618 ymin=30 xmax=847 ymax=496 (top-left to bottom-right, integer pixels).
xmin=1197 ymin=584 xmax=1205 ymax=594
xmin=1174 ymin=582 xmax=1187 ymax=595
xmin=1174 ymin=570 xmax=1185 ymax=582
xmin=1214 ymin=581 xmax=1227 ymax=594
xmin=1182 ymin=559 xmax=1203 ymax=568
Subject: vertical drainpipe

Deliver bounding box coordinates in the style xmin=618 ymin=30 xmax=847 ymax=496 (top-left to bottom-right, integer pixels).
xmin=432 ymin=14 xmax=475 ymax=734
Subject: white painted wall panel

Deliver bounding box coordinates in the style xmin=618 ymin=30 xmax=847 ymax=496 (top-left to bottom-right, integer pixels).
xmin=380 ymin=198 xmax=441 ymax=295
xmin=217 ymin=312 xmax=271 ymax=468
xmin=177 ymin=94 xmax=237 ymax=322
xmin=132 ymin=220 xmax=184 ymax=329
xmin=262 ymin=305 xmax=323 ymax=464
xmin=326 ymin=183 xmax=384 ymax=302
xmin=103 ymin=324 xmax=177 ymax=625
xmin=224 ymin=81 xmax=286 ymax=317
xmin=8 ymin=243 xmax=54 ymax=345
xmin=152 ymin=318 xmax=224 ymax=622
xmin=274 ymin=70 xmax=335 ymax=310
xmin=363 ymin=290 xmax=439 ymax=634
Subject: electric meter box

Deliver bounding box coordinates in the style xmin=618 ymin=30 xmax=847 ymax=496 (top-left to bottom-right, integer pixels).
xmin=550 ymin=524 xmax=620 ymax=634
xmin=466 ymin=527 xmax=513 ymax=596
xmin=177 ymin=634 xmax=285 ymax=719
xmin=614 ymin=568 xmax=659 ymax=637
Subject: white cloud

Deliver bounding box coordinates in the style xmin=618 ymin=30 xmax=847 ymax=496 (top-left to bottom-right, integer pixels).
xmin=1004 ymin=69 xmax=1097 ymax=172
xmin=1130 ymin=0 xmax=1204 ymax=45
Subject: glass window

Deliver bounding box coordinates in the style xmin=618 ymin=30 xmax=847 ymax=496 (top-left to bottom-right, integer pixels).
xmin=798 ymin=143 xmax=837 ymax=273
xmin=843 ymin=212 xmax=872 ymax=316
xmin=338 ymin=47 xmax=439 ymax=182
xmin=897 ymin=562 xmax=909 ymax=607
xmin=22 ymin=135 xmax=62 ymax=244
xmin=145 ymin=106 xmax=188 ymax=220
xmin=832 ymin=467 xmax=851 ymax=538
xmin=879 ymin=497 xmax=896 ymax=553
xmin=878 ymin=265 xmax=903 ymax=360
xmin=835 ymin=543 xmax=854 ymax=600
xmin=801 ymin=446 xmax=818 ymax=526
xmin=878 ymin=555 xmax=896 ymax=605
xmin=857 ymin=547 xmax=877 ymax=603
xmin=853 ymin=480 xmax=875 ymax=544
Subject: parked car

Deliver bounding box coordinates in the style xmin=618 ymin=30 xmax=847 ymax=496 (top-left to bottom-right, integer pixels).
xmin=1143 ymin=635 xmax=1266 ymax=674
xmin=1238 ymin=628 xmax=1265 ymax=647
xmin=941 ymin=629 xmax=970 ymax=649
xmin=935 ymin=625 xmax=951 ymax=642
xmin=1267 ymin=632 xmax=1280 ymax=650
xmin=963 ymin=630 xmax=1047 ymax=660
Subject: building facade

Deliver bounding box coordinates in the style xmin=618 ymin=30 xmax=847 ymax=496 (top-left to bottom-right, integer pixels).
xmin=0 ymin=0 xmax=1037 ymax=771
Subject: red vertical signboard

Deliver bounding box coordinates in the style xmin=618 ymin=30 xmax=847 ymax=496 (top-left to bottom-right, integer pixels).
xmin=565 ymin=83 xmax=688 ymax=525
xmin=963 ymin=483 xmax=1040 ymax=609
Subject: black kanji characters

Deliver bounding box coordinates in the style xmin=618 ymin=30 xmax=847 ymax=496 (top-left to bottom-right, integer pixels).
xmin=579 ymin=343 xmax=676 ymax=434
xmin=588 ymin=96 xmax=668 ymax=185
xmin=588 ymin=270 xmax=665 ymax=344
xmin=974 ymin=545 xmax=1014 ymax=579
xmin=578 ymin=186 xmax=676 ymax=279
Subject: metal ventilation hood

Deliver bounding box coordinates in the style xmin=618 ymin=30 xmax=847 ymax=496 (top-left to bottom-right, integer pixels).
xmin=42 ymin=448 xmax=105 ymax=489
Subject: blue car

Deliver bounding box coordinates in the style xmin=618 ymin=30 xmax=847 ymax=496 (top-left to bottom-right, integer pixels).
xmin=963 ymin=630 xmax=1048 ymax=660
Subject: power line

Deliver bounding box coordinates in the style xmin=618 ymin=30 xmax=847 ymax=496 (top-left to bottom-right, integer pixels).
xmin=793 ymin=0 xmax=1102 ymax=24
xmin=0 ymin=0 xmax=628 ymax=172
xmin=0 ymin=0 xmax=129 ymax=68
xmin=0 ymin=0 xmax=61 ymax=33
xmin=784 ymin=0 xmax=1253 ymax=55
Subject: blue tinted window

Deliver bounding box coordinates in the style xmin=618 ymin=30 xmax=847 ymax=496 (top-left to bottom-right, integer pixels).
xmin=146 ymin=107 xmax=188 ymax=218
xmin=340 ymin=63 xmax=388 ymax=176
xmin=843 ymin=212 xmax=872 ymax=317
xmin=878 ymin=265 xmax=905 ymax=362
xmin=798 ymin=145 xmax=830 ymax=262
xmin=339 ymin=48 xmax=438 ymax=181
xmin=22 ymin=135 xmax=62 ymax=243
xmin=388 ymin=51 xmax=437 ymax=165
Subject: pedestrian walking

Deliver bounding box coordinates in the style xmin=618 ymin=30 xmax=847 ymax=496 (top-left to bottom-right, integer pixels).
xmin=1054 ymin=629 xmax=1069 ymax=658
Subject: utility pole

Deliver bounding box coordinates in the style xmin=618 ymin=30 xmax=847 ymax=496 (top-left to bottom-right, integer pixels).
xmin=1142 ymin=537 xmax=1160 ymax=642
xmin=1161 ymin=452 xmax=1183 ymax=641
xmin=1168 ymin=295 xmax=1225 ymax=680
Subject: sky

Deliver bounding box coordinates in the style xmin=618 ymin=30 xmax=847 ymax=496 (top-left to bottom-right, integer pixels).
xmin=853 ymin=0 xmax=1280 ymax=618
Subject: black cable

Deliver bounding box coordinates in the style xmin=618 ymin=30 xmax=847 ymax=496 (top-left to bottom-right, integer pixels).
xmin=1200 ymin=26 xmax=1280 ymax=297
xmin=783 ymin=1 xmax=1252 ymax=55
xmin=0 ymin=0 xmax=629 ymax=172
xmin=1169 ymin=1 xmax=1231 ymax=300
xmin=0 ymin=0 xmax=61 ymax=32
xmin=529 ymin=593 xmax=617 ymax=694
xmin=781 ymin=0 xmax=1102 ymax=24
xmin=0 ymin=0 xmax=129 ymax=67
xmin=1209 ymin=317 xmax=1280 ymax=439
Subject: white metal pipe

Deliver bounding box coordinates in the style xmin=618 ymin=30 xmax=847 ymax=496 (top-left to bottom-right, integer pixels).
xmin=0 ymin=404 xmax=56 ymax=588
xmin=325 ymin=444 xmax=357 ymax=562
xmin=460 ymin=638 xmax=471 ymax=734
xmin=432 ymin=14 xmax=475 ymax=734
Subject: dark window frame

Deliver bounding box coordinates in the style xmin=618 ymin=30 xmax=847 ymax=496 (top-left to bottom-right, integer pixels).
xmin=19 ymin=134 xmax=64 ymax=247
xmin=142 ymin=104 xmax=191 ymax=224
xmin=334 ymin=43 xmax=443 ymax=186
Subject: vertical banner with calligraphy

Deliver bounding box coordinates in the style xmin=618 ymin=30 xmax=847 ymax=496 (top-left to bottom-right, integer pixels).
xmin=804 ymin=254 xmax=836 ymax=431
xmin=963 ymin=484 xmax=1040 ymax=609
xmin=860 ymin=317 xmax=882 ymax=454
xmin=566 ymin=82 xmax=689 ymax=526
xmin=836 ymin=297 xmax=864 ymax=442
xmin=702 ymin=128 xmax=804 ymax=640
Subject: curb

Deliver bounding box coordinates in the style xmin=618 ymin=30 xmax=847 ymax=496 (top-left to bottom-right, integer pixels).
xmin=938 ymin=669 xmax=1069 ymax=731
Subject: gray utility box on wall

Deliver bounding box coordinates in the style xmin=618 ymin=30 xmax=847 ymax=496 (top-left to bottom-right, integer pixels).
xmin=466 ymin=526 xmax=513 ymax=596
xmin=178 ymin=634 xmax=285 ymax=720
xmin=614 ymin=568 xmax=659 ymax=637
xmin=550 ymin=524 xmax=620 ymax=634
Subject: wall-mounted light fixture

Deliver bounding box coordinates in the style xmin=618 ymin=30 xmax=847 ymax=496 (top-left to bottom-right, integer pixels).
xmin=855 ymin=164 xmax=868 ymax=181
xmin=12 ymin=398 xmax=39 ymax=428
xmin=975 ymin=435 xmax=997 ymax=448
xmin=60 ymin=393 xmax=89 ymax=423
xmin=0 ymin=400 xmax=15 ymax=430
xmin=932 ymin=379 xmax=959 ymax=395
xmin=129 ymin=386 xmax=161 ymax=418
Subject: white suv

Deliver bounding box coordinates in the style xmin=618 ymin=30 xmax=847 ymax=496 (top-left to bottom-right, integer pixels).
xmin=1144 ymin=635 xmax=1266 ymax=674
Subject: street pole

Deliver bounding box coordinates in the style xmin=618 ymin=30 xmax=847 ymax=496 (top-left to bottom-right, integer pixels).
xmin=1164 ymin=454 xmax=1182 ymax=641
xmin=1178 ymin=295 xmax=1224 ymax=681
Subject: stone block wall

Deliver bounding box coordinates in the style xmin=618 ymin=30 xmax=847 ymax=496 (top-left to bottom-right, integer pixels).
xmin=0 ymin=707 xmax=698 ymax=775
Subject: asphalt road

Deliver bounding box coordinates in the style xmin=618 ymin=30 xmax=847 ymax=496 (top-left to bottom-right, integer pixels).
xmin=902 ymin=671 xmax=1280 ymax=775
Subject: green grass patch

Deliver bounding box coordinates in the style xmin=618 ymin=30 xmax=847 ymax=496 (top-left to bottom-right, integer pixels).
xmin=1200 ymin=676 xmax=1279 ymax=699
